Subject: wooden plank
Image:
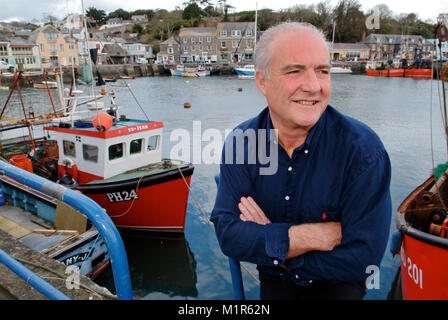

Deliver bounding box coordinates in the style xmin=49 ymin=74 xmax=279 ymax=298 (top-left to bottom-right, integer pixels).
xmin=54 ymin=201 xmax=87 ymax=234
xmin=0 ymin=214 xmax=32 ymax=239
xmin=32 ymin=229 xmax=79 ymax=236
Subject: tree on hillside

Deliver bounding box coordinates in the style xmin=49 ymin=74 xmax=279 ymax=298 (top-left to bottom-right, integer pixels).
xmin=182 ymin=2 xmax=202 ymax=20
xmin=332 ymin=0 xmax=365 ymax=42
xmin=86 ymin=7 xmax=107 ymax=25
xmin=108 ymin=8 xmax=131 ymax=21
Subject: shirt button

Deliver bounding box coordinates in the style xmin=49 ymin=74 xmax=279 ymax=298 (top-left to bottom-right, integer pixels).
xmin=288 ymin=166 xmax=292 ymax=172
xmin=304 ymin=149 xmax=309 ymax=154
xmin=295 ymin=274 xmax=299 ymax=279
xmin=273 ymin=260 xmax=279 ymax=265
xmin=309 ymin=280 xmax=313 ymax=284
xmin=285 ymin=195 xmax=290 ymax=201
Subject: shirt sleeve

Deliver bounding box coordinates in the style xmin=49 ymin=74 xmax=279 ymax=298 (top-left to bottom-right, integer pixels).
xmin=210 ymin=143 xmax=292 ymax=267
xmin=288 ymin=149 xmax=392 ymax=283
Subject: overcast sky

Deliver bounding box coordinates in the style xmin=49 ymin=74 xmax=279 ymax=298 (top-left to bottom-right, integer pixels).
xmin=1 ymin=0 xmax=446 ymax=23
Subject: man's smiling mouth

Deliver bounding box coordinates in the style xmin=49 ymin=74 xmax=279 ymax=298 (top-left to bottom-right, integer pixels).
xmin=293 ymin=100 xmax=317 ymax=105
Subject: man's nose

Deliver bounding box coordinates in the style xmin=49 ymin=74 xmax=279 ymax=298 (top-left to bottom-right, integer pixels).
xmin=301 ymin=69 xmax=321 ymax=93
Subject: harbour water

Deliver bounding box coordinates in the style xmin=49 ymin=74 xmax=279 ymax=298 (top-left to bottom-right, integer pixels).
xmin=1 ymin=74 xmax=446 ymax=300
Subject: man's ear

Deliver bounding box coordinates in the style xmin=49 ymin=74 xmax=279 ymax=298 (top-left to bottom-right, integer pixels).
xmin=255 ymin=70 xmax=267 ymax=96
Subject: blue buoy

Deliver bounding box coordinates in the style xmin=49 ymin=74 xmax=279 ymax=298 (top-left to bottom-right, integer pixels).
xmin=0 ymin=188 xmax=4 ymax=206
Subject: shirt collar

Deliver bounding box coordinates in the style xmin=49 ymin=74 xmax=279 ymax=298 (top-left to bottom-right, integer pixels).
xmin=265 ymin=106 xmax=328 ymax=150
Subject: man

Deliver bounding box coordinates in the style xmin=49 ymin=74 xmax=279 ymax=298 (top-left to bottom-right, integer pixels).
xmin=210 ymin=22 xmax=392 ymax=300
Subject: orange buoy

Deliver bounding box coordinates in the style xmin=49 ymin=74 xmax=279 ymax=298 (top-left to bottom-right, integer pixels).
xmin=9 ymin=154 xmax=33 ymax=173
xmin=184 ymin=102 xmax=191 ymax=108
xmin=92 ymin=112 xmax=113 ymax=131
xmin=100 ymin=88 xmax=106 ymax=95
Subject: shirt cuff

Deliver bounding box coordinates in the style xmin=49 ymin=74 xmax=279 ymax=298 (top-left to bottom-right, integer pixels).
xmin=264 ymin=222 xmax=291 ymax=264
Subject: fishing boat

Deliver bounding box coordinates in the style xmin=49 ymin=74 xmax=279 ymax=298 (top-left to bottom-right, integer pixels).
xmin=366 ymin=68 xmax=404 ymax=77
xmin=0 ymin=168 xmax=110 ymax=279
xmin=0 ymin=69 xmax=194 ymax=233
xmin=234 ymin=65 xmax=255 ymax=79
xmin=330 ymin=66 xmax=352 ymax=74
xmin=170 ymin=65 xmax=210 ymax=77
xmin=404 ymin=68 xmax=432 ymax=80
xmin=389 ymin=19 xmax=448 ymax=300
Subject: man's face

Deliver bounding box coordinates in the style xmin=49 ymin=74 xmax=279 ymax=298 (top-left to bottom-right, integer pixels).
xmin=256 ymin=30 xmax=331 ymax=132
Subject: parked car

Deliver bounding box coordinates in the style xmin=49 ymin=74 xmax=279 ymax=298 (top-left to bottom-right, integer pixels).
xmin=0 ymin=61 xmax=15 ymax=72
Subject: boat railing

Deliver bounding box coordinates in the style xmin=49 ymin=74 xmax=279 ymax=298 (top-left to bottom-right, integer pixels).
xmin=0 ymin=160 xmax=133 ymax=300
xmin=214 ymin=174 xmax=246 ymax=300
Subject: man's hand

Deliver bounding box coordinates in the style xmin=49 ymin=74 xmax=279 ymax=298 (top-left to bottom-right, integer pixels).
xmin=238 ymin=196 xmax=342 ymax=259
xmin=286 ymin=222 xmax=342 ymax=259
xmin=238 ymin=196 xmax=271 ymax=225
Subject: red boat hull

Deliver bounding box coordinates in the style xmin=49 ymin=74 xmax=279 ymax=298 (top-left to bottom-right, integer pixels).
xmin=366 ymin=69 xmax=389 ymax=77
xmin=366 ymin=68 xmax=432 ymax=79
xmin=77 ymin=164 xmax=194 ymax=232
xmin=404 ymin=68 xmax=432 ymax=79
xmin=399 ymin=227 xmax=448 ymax=299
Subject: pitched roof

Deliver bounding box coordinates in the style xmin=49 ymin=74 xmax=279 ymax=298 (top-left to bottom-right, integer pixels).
xmin=330 ymin=43 xmax=369 ymax=50
xmin=179 ymin=27 xmax=216 ymax=36
xmin=217 ymin=21 xmax=255 ymax=34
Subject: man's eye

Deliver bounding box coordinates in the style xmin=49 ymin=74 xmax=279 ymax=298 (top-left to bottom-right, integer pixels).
xmin=318 ymin=69 xmax=330 ymax=75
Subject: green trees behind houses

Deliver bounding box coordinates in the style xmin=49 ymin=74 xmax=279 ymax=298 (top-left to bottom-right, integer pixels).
xmin=85 ymin=0 xmax=436 ymax=46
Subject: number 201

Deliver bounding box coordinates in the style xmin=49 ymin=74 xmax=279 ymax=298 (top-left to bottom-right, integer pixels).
xmin=407 ymin=257 xmax=423 ymax=290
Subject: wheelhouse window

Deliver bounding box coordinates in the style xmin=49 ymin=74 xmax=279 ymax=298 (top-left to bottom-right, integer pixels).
xmin=63 ymin=140 xmax=76 ymax=157
xmin=82 ymin=144 xmax=98 ymax=162
xmin=147 ymin=135 xmax=159 ymax=151
xmin=130 ymin=139 xmax=143 ymax=155
xmin=109 ymin=143 xmax=124 ymax=160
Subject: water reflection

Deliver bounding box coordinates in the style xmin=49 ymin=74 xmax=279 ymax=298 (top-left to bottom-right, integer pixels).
xmin=96 ymin=230 xmax=198 ymax=299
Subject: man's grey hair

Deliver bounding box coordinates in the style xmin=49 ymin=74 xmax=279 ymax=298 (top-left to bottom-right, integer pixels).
xmin=255 ymin=21 xmax=328 ymax=79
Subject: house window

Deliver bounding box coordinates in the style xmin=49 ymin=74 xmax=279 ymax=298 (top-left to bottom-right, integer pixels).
xmin=232 ymin=40 xmax=239 ymax=48
xmin=207 ymin=36 xmax=211 ymax=42
xmin=59 ymin=44 xmax=64 ymax=51
xmin=246 ymin=30 xmax=253 ymax=36
xmin=191 ymin=46 xmax=195 ymax=51
xmin=198 ymin=37 xmax=203 ymax=43
xmin=130 ymin=139 xmax=143 ymax=155
xmin=82 ymin=144 xmax=98 ymax=162
xmin=147 ymin=135 xmax=159 ymax=151
xmin=40 ymin=43 xmax=44 ymax=51
xmin=109 ymin=143 xmax=124 ymax=160
xmin=246 ymin=40 xmax=252 ymax=48
xmin=191 ymin=37 xmax=196 ymax=44
xmin=183 ymin=38 xmax=188 ymax=43
xmin=63 ymin=140 xmax=76 ymax=157
xmin=231 ymin=30 xmax=241 ymax=37
xmin=220 ymin=30 xmax=227 ymax=37
xmin=168 ymin=47 xmax=174 ymax=54
xmin=221 ymin=41 xmax=226 ymax=48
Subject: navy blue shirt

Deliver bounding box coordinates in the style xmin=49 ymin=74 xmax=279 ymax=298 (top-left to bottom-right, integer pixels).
xmin=210 ymin=105 xmax=392 ymax=285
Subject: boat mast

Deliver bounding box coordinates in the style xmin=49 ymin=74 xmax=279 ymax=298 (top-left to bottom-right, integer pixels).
xmin=254 ymin=2 xmax=258 ymax=53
